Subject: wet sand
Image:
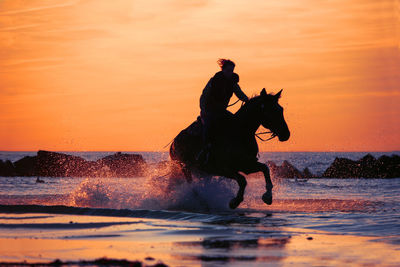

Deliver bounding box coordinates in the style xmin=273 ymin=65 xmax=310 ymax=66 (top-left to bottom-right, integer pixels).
xmin=0 ymin=213 xmax=399 ymax=267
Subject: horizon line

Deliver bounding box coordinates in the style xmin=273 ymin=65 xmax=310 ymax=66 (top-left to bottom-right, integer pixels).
xmin=1 ymin=150 xmax=400 ymax=153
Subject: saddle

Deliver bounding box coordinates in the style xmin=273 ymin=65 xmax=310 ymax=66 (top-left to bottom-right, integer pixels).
xmin=185 ymin=116 xmax=203 ymax=137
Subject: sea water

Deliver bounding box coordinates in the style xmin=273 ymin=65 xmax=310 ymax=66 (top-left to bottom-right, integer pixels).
xmin=0 ymin=151 xmax=399 ymax=266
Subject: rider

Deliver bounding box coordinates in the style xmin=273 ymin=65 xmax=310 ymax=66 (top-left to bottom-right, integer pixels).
xmin=198 ymin=58 xmax=249 ymax=163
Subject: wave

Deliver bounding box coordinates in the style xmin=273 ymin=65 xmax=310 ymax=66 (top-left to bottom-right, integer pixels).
xmin=0 ymin=204 xmax=261 ymax=226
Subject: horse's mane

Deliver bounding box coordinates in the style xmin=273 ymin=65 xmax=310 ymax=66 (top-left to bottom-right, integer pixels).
xmin=249 ymin=91 xmax=277 ymax=101
xmin=234 ymin=92 xmax=276 ymax=116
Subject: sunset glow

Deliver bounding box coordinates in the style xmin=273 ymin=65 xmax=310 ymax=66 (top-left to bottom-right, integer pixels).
xmin=1 ymin=0 xmax=399 ymax=151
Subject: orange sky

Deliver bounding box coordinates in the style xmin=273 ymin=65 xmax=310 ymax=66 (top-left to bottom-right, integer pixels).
xmin=0 ymin=0 xmax=399 ymax=151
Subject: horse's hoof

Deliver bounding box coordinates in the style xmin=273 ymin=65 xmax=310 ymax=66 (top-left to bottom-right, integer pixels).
xmin=229 ymin=197 xmax=243 ymax=209
xmin=262 ymin=191 xmax=273 ymax=205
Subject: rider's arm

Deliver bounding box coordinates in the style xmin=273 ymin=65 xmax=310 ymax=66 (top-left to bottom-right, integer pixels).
xmin=233 ymin=84 xmax=249 ymax=102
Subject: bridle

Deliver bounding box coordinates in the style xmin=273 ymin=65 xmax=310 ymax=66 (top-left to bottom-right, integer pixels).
xmin=256 ymin=100 xmax=279 ymax=142
xmin=229 ymin=99 xmax=278 ymax=142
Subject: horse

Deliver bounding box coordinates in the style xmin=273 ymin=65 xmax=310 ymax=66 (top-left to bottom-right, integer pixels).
xmin=169 ymin=88 xmax=290 ymax=209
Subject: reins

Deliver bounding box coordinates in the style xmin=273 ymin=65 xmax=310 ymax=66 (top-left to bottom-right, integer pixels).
xmin=229 ymin=99 xmax=276 ymax=142
xmin=255 ymin=131 xmax=277 ymax=141
xmin=227 ymin=99 xmax=240 ymax=107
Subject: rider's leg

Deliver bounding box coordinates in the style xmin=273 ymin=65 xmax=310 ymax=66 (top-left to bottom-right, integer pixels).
xmin=197 ymin=113 xmax=215 ymax=164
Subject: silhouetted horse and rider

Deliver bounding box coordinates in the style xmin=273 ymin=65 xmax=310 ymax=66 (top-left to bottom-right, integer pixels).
xmin=170 ymin=59 xmax=290 ymax=209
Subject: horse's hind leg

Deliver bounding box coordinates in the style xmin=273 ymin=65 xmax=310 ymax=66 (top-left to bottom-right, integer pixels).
xmin=181 ymin=164 xmax=192 ymax=183
xmin=227 ymin=172 xmax=247 ymax=209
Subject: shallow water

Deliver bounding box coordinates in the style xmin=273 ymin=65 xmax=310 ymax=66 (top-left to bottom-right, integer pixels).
xmin=0 ymin=151 xmax=399 ymax=266
xmin=0 ymin=176 xmax=399 ymax=237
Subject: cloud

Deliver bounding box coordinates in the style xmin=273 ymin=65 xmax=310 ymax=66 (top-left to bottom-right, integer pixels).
xmin=0 ymin=24 xmax=41 ymax=32
xmin=0 ymin=1 xmax=77 ymax=16
xmin=326 ymin=91 xmax=400 ymax=99
xmin=0 ymin=57 xmax=66 ymax=74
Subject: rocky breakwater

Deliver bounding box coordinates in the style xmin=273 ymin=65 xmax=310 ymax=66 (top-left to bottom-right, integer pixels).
xmin=265 ymin=154 xmax=400 ymax=179
xmin=0 ymin=150 xmax=147 ymax=178
xmin=267 ymin=160 xmax=315 ymax=179
xmin=322 ymin=154 xmax=400 ymax=178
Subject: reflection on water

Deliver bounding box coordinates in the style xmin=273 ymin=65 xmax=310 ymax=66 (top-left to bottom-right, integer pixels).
xmin=1 ymin=231 xmax=398 ymax=266
xmin=174 ymin=235 xmax=291 ymax=265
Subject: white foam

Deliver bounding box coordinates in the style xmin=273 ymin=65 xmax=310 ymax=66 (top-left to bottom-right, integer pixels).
xmin=69 ymin=163 xmax=237 ymax=212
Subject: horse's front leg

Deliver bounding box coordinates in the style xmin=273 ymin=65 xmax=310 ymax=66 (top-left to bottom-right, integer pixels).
xmin=226 ymin=172 xmax=247 ymax=209
xmin=245 ymin=162 xmax=273 ymax=205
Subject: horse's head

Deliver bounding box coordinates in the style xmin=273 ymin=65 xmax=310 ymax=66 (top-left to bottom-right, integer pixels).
xmin=258 ymin=88 xmax=290 ymax=142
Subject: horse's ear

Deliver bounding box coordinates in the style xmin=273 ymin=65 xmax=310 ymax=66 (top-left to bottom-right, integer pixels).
xmin=275 ymin=89 xmax=283 ymax=99
xmin=261 ymin=88 xmax=267 ymax=97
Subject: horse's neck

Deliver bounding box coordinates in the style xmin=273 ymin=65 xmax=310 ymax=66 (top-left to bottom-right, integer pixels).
xmin=234 ymin=104 xmax=262 ymax=136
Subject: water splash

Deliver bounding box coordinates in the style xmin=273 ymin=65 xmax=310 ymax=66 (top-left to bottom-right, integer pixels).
xmin=71 ymin=178 xmax=112 ymax=208
xmin=69 ymin=162 xmax=236 ymax=212
xmin=19 ymin=159 xmax=385 ymax=213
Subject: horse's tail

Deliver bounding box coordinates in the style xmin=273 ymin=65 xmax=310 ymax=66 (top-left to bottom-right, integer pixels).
xmin=169 ymin=137 xmax=179 ymax=161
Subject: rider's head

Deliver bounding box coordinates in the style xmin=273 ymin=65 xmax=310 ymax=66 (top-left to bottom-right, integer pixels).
xmin=217 ymin=58 xmax=235 ymax=78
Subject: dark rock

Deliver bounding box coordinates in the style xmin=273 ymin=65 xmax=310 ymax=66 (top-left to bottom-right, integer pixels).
xmin=323 ymin=157 xmax=360 ymax=178
xmin=323 ymin=154 xmax=400 ymax=178
xmin=14 ymin=156 xmax=37 ymax=176
xmin=35 ymin=150 xmax=89 ymax=177
xmin=267 ymin=160 xmax=306 ymax=178
xmin=377 ymin=154 xmax=400 ymax=178
xmin=303 ymin=167 xmax=315 ymax=178
xmin=0 ymin=160 xmax=15 ymax=176
xmin=281 ymin=160 xmax=305 ymax=178
xmin=36 ymin=177 xmax=45 ymax=183
xmin=358 ymin=154 xmax=380 ymax=177
xmin=97 ymin=152 xmax=147 ymax=177
xmin=0 ymin=150 xmax=149 ymax=178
